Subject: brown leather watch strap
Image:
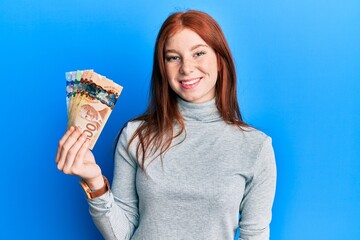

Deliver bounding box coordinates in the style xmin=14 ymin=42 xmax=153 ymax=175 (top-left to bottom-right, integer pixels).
xmin=80 ymin=176 xmax=110 ymax=199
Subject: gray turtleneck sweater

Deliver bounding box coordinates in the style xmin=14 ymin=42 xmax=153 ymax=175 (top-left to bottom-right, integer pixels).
xmin=87 ymin=98 xmax=276 ymax=240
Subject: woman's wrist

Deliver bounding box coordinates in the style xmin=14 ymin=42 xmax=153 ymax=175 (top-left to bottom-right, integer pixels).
xmin=80 ymin=175 xmax=110 ymax=199
xmin=84 ymin=174 xmax=105 ymax=190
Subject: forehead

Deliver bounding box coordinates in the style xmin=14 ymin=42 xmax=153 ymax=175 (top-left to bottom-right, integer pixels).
xmin=165 ymin=28 xmax=208 ymax=49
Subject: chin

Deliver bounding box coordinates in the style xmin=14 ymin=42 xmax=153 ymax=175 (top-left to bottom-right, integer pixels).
xmin=181 ymin=96 xmax=205 ymax=104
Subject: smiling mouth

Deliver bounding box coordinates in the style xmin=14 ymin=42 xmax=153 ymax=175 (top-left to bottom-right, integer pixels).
xmin=179 ymin=77 xmax=202 ymax=89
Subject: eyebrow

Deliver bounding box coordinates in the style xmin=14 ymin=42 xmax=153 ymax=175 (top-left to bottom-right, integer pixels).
xmin=164 ymin=44 xmax=209 ymax=54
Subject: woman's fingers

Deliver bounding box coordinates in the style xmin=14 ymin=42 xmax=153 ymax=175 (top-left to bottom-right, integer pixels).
xmin=57 ymin=127 xmax=82 ymax=171
xmin=56 ymin=126 xmax=99 ymax=180
xmin=62 ymin=132 xmax=88 ymax=174
xmin=55 ymin=126 xmax=75 ymax=164
xmin=71 ymin=137 xmax=91 ymax=176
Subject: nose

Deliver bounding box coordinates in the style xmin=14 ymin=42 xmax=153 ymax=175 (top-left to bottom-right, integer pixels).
xmin=179 ymin=57 xmax=195 ymax=75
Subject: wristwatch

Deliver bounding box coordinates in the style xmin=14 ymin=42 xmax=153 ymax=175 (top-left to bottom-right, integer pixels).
xmin=80 ymin=176 xmax=110 ymax=199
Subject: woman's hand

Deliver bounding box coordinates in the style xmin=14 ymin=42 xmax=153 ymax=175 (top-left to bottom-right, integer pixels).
xmin=56 ymin=126 xmax=104 ymax=189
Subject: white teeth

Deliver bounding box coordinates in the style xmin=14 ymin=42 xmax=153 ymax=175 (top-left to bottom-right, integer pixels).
xmin=181 ymin=78 xmax=200 ymax=85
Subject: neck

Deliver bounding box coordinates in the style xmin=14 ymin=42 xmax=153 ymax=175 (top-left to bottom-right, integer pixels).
xmin=177 ymin=97 xmax=222 ymax=122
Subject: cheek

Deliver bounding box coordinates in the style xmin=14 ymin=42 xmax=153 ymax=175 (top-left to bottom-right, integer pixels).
xmin=213 ymin=64 xmax=218 ymax=79
xmin=165 ymin=65 xmax=178 ymax=81
xmin=165 ymin=65 xmax=177 ymax=90
xmin=212 ymin=61 xmax=219 ymax=81
xmin=203 ymin=59 xmax=218 ymax=79
xmin=165 ymin=64 xmax=175 ymax=79
xmin=211 ymin=56 xmax=219 ymax=74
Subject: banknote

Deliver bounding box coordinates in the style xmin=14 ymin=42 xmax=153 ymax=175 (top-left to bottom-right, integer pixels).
xmin=65 ymin=70 xmax=123 ymax=149
xmin=65 ymin=71 xmax=76 ymax=115
xmin=66 ymin=69 xmax=94 ymax=123
xmin=68 ymin=70 xmax=93 ymax=127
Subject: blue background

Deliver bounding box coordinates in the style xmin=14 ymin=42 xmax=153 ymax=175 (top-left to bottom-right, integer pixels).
xmin=1 ymin=0 xmax=359 ymax=239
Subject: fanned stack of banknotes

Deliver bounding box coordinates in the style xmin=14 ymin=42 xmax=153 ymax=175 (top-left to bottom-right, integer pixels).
xmin=65 ymin=70 xmax=123 ymax=149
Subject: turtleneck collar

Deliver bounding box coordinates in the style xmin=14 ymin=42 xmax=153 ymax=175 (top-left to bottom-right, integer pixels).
xmin=177 ymin=97 xmax=222 ymax=122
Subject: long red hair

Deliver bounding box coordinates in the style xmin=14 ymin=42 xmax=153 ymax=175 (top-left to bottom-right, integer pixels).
xmin=127 ymin=10 xmax=248 ymax=170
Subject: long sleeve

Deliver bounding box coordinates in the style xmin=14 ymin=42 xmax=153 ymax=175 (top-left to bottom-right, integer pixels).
xmin=87 ymin=123 xmax=139 ymax=240
xmin=84 ymin=99 xmax=277 ymax=239
xmin=239 ymin=137 xmax=277 ymax=240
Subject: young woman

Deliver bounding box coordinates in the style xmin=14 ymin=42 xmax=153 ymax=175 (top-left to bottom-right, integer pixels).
xmin=56 ymin=10 xmax=276 ymax=240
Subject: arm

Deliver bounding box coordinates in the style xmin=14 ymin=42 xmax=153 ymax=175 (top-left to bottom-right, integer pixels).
xmin=239 ymin=137 xmax=277 ymax=240
xmin=87 ymin=123 xmax=139 ymax=240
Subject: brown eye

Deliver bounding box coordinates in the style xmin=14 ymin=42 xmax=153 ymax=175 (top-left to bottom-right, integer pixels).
xmin=165 ymin=56 xmax=181 ymax=62
xmin=194 ymin=51 xmax=206 ymax=57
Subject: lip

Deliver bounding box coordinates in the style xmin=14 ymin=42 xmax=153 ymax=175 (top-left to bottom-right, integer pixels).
xmin=179 ymin=77 xmax=202 ymax=89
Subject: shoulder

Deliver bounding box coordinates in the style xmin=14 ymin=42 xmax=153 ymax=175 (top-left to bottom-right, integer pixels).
xmin=241 ymin=127 xmax=275 ymax=169
xmin=122 ymin=120 xmax=143 ymax=135
xmin=239 ymin=126 xmax=270 ymax=144
xmin=243 ymin=127 xmax=273 ymax=159
xmin=114 ymin=120 xmax=144 ymax=159
xmin=115 ymin=120 xmax=143 ymax=148
xmin=226 ymin=125 xmax=274 ymax=165
xmin=228 ymin=125 xmax=271 ymax=151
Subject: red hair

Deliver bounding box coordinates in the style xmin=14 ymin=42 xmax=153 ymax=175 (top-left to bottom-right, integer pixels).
xmin=127 ymin=10 xmax=248 ymax=171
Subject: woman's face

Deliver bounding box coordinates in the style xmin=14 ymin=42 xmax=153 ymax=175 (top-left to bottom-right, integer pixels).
xmin=164 ymin=28 xmax=218 ymax=103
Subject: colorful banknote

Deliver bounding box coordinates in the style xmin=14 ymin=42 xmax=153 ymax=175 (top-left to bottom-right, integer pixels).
xmin=65 ymin=70 xmax=123 ymax=149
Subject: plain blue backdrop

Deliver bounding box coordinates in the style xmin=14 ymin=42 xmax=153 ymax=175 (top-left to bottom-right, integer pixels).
xmin=1 ymin=0 xmax=359 ymax=239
